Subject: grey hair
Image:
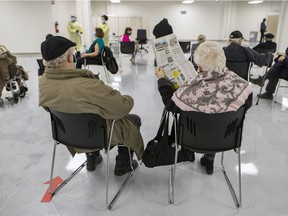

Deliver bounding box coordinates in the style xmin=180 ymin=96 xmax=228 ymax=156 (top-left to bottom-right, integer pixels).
xmin=43 ymin=47 xmax=75 ymax=68
xmin=194 ymin=41 xmax=226 ymax=73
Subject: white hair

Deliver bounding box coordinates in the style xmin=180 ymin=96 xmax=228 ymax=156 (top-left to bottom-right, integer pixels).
xmin=44 ymin=47 xmax=75 ymax=68
xmin=194 ymin=41 xmax=226 ymax=73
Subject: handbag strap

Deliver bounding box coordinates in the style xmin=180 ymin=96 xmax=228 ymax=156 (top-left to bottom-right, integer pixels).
xmin=155 ymin=109 xmax=170 ymax=140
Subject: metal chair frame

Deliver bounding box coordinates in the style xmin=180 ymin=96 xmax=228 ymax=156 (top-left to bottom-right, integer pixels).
xmin=272 ymin=78 xmax=288 ymax=109
xmin=48 ymin=110 xmax=136 ymax=210
xmin=168 ymin=108 xmax=246 ymax=208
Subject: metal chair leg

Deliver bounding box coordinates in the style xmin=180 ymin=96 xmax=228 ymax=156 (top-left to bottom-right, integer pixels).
xmin=49 ymin=141 xmax=58 ymax=194
xmin=49 ymin=141 xmax=87 ymax=196
xmin=169 ymin=114 xmax=179 ymax=204
xmin=221 ymin=150 xmax=242 ymax=208
xmin=256 ymin=66 xmax=269 ymax=105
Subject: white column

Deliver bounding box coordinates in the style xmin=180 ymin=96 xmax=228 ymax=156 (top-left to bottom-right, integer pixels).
xmin=276 ymin=0 xmax=288 ymax=53
xmin=76 ymin=0 xmax=92 ymax=50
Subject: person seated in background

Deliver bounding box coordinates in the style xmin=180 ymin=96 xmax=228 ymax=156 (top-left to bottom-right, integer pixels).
xmin=153 ymin=18 xmax=173 ymax=66
xmin=155 ymin=41 xmax=252 ymax=175
xmin=253 ymin=33 xmax=277 ymax=53
xmin=153 ymin=18 xmax=173 ymax=39
xmin=0 ymin=45 xmax=28 ymax=98
xmin=224 ymin=30 xmax=273 ymax=67
xmin=190 ymin=34 xmax=206 ymax=70
xmin=76 ymin=28 xmax=105 ymax=69
xmin=39 ymin=36 xmax=144 ymax=175
xmin=121 ymin=27 xmax=138 ymax=65
xmin=250 ymin=47 xmax=288 ymax=100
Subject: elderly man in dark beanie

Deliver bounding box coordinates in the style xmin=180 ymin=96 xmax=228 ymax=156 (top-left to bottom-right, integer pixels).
xmin=39 ymin=36 xmax=144 ymax=175
xmin=253 ymin=33 xmax=277 ymax=53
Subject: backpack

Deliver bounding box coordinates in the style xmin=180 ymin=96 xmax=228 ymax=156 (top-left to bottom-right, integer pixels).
xmin=101 ymin=47 xmax=118 ymax=74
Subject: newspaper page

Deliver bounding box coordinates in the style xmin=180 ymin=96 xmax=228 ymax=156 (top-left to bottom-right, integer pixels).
xmin=152 ymin=34 xmax=197 ymax=89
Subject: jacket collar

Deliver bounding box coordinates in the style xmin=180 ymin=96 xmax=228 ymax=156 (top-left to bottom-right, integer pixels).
xmin=44 ymin=68 xmax=95 ymax=79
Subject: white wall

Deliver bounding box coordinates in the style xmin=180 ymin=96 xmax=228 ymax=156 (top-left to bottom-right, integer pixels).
xmin=0 ymin=1 xmax=54 ymax=53
xmin=91 ymin=1 xmax=282 ymax=42
xmin=0 ymin=0 xmax=286 ymax=53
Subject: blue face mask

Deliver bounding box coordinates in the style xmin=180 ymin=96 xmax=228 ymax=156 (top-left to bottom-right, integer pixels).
xmin=101 ymin=20 xmax=106 ymax=24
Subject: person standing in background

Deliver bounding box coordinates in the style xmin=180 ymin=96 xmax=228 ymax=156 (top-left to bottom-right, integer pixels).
xmin=67 ymin=15 xmax=84 ymax=51
xmin=260 ymin=18 xmax=267 ymax=43
xmin=98 ymin=15 xmax=110 ymax=47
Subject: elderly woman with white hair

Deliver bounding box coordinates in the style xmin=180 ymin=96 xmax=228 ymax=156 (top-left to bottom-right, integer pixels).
xmin=155 ymin=41 xmax=253 ymax=175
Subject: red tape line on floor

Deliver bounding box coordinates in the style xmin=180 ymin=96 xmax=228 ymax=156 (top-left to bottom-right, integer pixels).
xmin=41 ymin=176 xmax=64 ymax=203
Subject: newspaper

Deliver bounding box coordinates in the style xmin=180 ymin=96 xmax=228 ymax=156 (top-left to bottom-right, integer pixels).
xmin=152 ymin=34 xmax=197 ymax=89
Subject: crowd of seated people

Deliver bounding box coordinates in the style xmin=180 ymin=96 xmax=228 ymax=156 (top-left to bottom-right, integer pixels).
xmin=37 ymin=23 xmax=287 ymax=177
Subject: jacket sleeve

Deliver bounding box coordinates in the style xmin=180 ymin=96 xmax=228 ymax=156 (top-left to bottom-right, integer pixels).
xmin=157 ymin=78 xmax=180 ymax=113
xmin=244 ymin=47 xmax=273 ymax=67
xmin=88 ymin=80 xmax=134 ymax=119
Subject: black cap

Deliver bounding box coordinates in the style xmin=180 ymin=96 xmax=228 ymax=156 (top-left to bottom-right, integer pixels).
xmin=41 ymin=36 xmax=76 ymax=61
xmin=265 ymin=33 xmax=275 ymax=39
xmin=229 ymin=30 xmax=243 ymax=39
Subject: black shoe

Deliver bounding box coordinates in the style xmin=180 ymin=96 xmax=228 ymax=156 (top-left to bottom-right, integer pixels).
xmin=114 ymin=159 xmax=138 ymax=176
xmin=250 ymin=76 xmax=264 ymax=87
xmin=86 ymin=153 xmax=103 ymax=171
xmin=200 ymin=156 xmax=214 ymax=175
xmin=257 ymin=92 xmax=273 ymax=100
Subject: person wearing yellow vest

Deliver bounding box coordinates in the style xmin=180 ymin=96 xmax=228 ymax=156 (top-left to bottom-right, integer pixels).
xmin=98 ymin=15 xmax=110 ymax=47
xmin=67 ymin=16 xmax=84 ymax=51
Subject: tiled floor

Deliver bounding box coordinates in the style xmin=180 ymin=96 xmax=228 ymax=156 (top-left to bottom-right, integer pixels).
xmin=1 ymin=46 xmax=288 ymax=216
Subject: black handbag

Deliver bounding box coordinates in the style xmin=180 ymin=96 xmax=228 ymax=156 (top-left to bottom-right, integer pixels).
xmin=102 ymin=47 xmax=118 ymax=74
xmin=142 ymin=111 xmax=195 ymax=168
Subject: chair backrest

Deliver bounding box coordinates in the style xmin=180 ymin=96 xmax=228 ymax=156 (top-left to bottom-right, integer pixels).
xmin=120 ymin=42 xmax=135 ymax=54
xmin=178 ymin=106 xmax=246 ymax=153
xmin=226 ymin=61 xmax=251 ymax=81
xmin=137 ymin=29 xmax=147 ymax=43
xmin=49 ymin=109 xmax=107 ymax=150
xmin=179 ymin=41 xmax=191 ymax=54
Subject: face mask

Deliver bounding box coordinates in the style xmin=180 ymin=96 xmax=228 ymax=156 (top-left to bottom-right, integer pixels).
xmin=127 ymin=32 xmax=132 ymax=36
xmin=101 ymin=20 xmax=106 ymax=24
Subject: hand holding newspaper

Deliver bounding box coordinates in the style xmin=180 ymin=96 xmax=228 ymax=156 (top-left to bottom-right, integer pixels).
xmin=152 ymin=34 xmax=197 ymax=89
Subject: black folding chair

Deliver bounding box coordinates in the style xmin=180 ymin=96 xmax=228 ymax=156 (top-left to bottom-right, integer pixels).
xmin=179 ymin=41 xmax=191 ymax=54
xmin=136 ymin=29 xmax=148 ymax=53
xmin=169 ymin=106 xmax=247 ymax=207
xmin=84 ymin=48 xmax=111 ymax=83
xmin=226 ymin=61 xmax=252 ymax=81
xmin=47 ymin=109 xmax=136 ymax=210
xmin=120 ymin=42 xmax=135 ymax=54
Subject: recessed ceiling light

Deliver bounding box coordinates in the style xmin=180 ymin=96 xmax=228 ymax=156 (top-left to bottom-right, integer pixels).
xmin=182 ymin=0 xmax=194 ymax=4
xmin=110 ymin=0 xmax=121 ymax=3
xmin=248 ymin=0 xmax=263 ymax=4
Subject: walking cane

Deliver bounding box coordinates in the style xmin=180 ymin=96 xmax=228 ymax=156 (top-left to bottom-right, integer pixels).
xmin=256 ymin=65 xmax=269 ymax=105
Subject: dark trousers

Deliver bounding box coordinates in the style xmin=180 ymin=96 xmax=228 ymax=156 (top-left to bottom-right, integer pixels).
xmin=116 ymin=114 xmax=141 ymax=164
xmin=265 ymin=62 xmax=287 ymax=94
xmin=76 ymin=57 xmax=102 ymax=69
